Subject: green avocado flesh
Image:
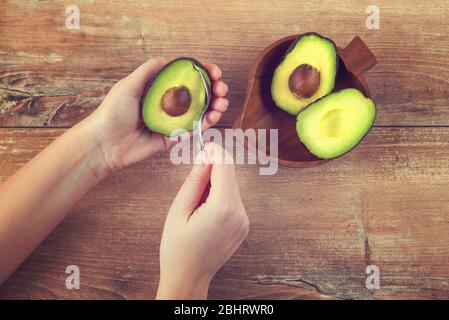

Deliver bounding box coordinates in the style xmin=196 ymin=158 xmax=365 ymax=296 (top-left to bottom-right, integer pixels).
xmin=296 ymin=88 xmax=376 ymax=159
xmin=271 ymin=33 xmax=337 ymax=115
xmin=142 ymin=58 xmax=211 ymax=136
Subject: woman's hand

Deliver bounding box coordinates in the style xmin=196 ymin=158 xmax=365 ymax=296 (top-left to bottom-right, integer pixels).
xmin=0 ymin=58 xmax=229 ymax=285
xmin=84 ymin=58 xmax=229 ymax=174
xmin=156 ymin=143 xmax=249 ymax=300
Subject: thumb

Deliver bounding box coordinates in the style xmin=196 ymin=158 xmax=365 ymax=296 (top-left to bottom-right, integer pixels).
xmin=206 ymin=143 xmax=236 ymax=205
xmin=169 ymin=162 xmax=212 ymax=220
xmin=118 ymin=58 xmax=167 ymax=97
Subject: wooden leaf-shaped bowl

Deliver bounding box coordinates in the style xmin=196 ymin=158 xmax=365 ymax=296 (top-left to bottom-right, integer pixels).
xmin=233 ymin=35 xmax=377 ymax=168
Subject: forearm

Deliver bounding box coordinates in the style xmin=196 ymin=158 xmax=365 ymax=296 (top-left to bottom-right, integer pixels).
xmin=0 ymin=118 xmax=107 ymax=284
xmin=156 ymin=277 xmax=210 ymax=300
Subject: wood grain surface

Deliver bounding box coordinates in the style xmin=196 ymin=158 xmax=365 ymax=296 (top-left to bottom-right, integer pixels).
xmin=0 ymin=0 xmax=449 ymax=299
xmin=1 ymin=0 xmax=449 ymax=127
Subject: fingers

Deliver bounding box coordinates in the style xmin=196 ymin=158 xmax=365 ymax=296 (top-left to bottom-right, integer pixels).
xmin=204 ymin=63 xmax=222 ymax=81
xmin=168 ymin=143 xmax=236 ymax=222
xmin=117 ymin=59 xmax=229 ymax=131
xmin=118 ymin=58 xmax=167 ymax=97
xmin=203 ymin=144 xmax=236 ymax=203
xmin=213 ymin=81 xmax=228 ymax=97
xmin=201 ymin=62 xmax=228 ymax=130
xmin=204 ymin=63 xmax=227 ymax=97
xmin=169 ymin=161 xmax=212 ymax=220
xmin=116 ymin=60 xmax=228 ymax=99
xmin=210 ymin=161 xmax=236 ymax=201
xmin=194 ymin=144 xmax=247 ymax=235
xmin=201 ymin=89 xmax=228 ymax=130
xmin=201 ymin=110 xmax=222 ymax=131
xmin=210 ymin=97 xmax=229 ymax=112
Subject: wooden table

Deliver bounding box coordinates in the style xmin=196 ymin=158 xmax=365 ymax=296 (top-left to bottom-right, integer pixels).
xmin=0 ymin=0 xmax=448 ymax=299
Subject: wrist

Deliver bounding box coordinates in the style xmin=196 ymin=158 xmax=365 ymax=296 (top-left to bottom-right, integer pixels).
xmin=156 ymin=275 xmax=211 ymax=300
xmin=68 ymin=116 xmax=111 ymax=182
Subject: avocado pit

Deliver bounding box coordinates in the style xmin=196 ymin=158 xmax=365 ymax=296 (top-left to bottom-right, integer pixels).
xmin=161 ymin=86 xmax=191 ymax=117
xmin=288 ymin=64 xmax=320 ymax=99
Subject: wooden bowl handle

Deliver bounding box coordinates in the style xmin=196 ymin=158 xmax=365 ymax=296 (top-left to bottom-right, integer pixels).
xmin=339 ymin=36 xmax=377 ymax=76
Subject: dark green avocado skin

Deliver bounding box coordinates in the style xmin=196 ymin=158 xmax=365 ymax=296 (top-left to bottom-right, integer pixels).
xmin=140 ymin=57 xmax=213 ymax=130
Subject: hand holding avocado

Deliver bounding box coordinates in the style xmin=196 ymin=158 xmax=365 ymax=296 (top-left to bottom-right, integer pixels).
xmin=142 ymin=58 xmax=215 ymax=136
xmin=88 ymin=58 xmax=229 ymax=172
xmin=0 ymin=31 xmax=377 ymax=300
xmin=0 ymin=57 xmax=234 ymax=291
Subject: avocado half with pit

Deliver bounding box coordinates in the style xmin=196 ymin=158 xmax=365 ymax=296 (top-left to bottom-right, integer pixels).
xmin=142 ymin=58 xmax=212 ymax=136
xmin=271 ymin=33 xmax=337 ymax=115
xmin=296 ymin=88 xmax=376 ymax=159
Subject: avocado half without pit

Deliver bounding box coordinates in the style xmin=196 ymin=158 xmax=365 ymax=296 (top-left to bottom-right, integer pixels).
xmin=271 ymin=33 xmax=338 ymax=115
xmin=141 ymin=58 xmax=212 ymax=136
xmin=296 ymin=88 xmax=376 ymax=159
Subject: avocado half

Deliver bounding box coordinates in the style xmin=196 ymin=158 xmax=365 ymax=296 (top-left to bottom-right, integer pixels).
xmin=271 ymin=33 xmax=338 ymax=115
xmin=142 ymin=57 xmax=212 ymax=136
xmin=296 ymin=88 xmax=376 ymax=159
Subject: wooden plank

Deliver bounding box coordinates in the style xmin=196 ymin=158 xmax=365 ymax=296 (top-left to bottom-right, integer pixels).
xmin=0 ymin=127 xmax=448 ymax=299
xmin=1 ymin=1 xmax=449 ymax=127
